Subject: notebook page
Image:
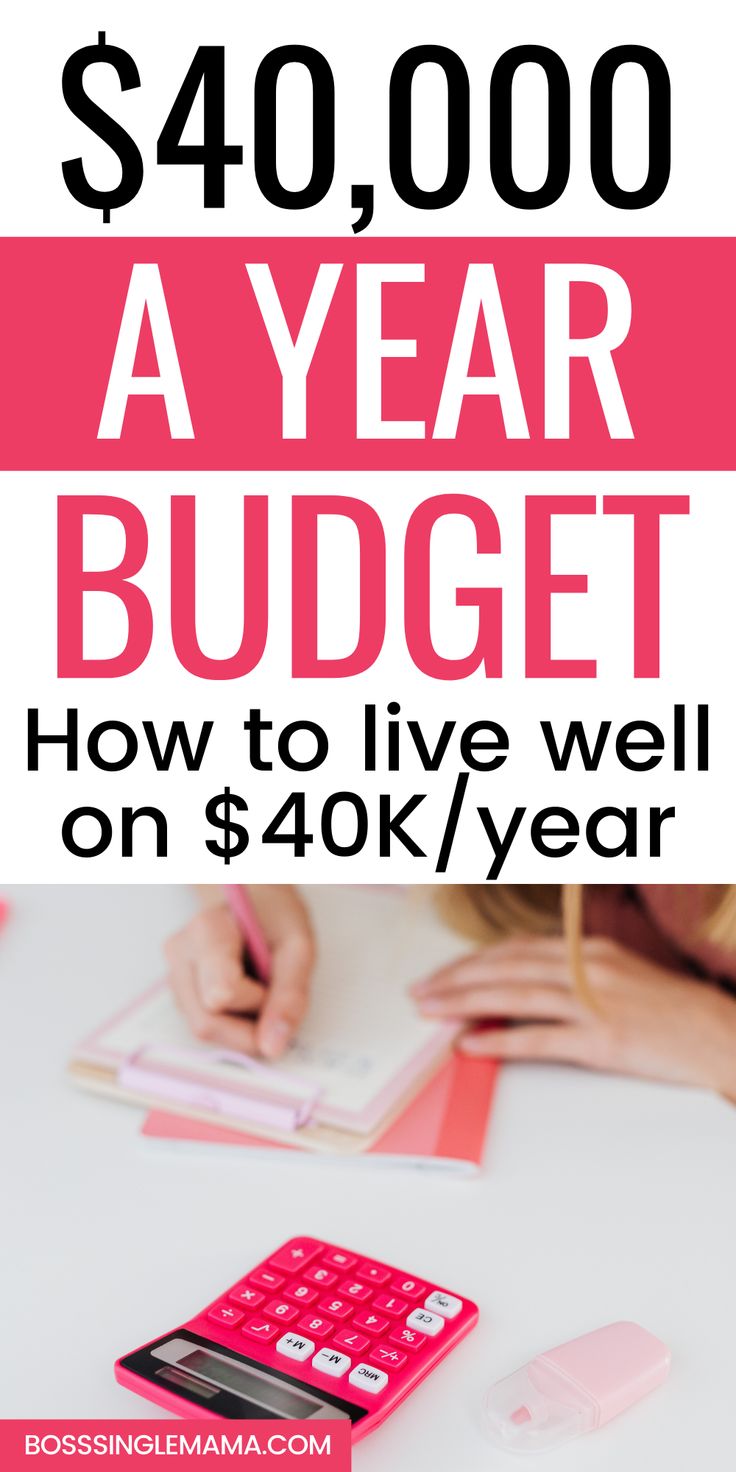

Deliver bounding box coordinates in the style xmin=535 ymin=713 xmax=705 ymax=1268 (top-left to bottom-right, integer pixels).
xmin=278 ymin=886 xmax=468 ymax=1119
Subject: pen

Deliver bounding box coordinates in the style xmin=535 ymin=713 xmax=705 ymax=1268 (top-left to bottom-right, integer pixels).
xmin=223 ymin=884 xmax=272 ymax=984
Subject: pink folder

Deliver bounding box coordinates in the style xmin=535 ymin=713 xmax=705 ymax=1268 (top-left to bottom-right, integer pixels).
xmin=141 ymin=1053 xmax=497 ymax=1172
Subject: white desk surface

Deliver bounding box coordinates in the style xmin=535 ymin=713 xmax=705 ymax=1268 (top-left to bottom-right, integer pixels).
xmin=2 ymin=886 xmax=735 ymax=1472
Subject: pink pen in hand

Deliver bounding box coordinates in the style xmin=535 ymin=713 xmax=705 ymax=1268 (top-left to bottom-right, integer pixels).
xmin=223 ymin=884 xmax=272 ymax=984
xmin=223 ymin=885 xmax=310 ymax=1060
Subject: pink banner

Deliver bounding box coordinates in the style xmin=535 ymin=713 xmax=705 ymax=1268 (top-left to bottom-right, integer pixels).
xmin=0 ymin=238 xmax=732 ymax=469
xmin=0 ymin=1421 xmax=351 ymax=1471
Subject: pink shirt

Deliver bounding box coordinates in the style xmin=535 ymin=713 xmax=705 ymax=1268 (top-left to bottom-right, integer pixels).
xmin=584 ymin=886 xmax=736 ymax=990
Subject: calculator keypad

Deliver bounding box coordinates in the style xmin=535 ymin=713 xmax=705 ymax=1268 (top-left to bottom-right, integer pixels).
xmin=276 ymin=1332 xmax=315 ymax=1361
xmin=318 ymin=1296 xmax=353 ymax=1320
xmin=370 ymin=1344 xmax=407 ymax=1370
xmin=201 ymin=1238 xmax=472 ymax=1410
xmin=322 ymin=1250 xmax=356 ymax=1271
xmin=388 ymin=1325 xmax=426 ymax=1352
xmin=265 ymin=1299 xmax=299 ymax=1323
xmin=249 ymin=1269 xmax=284 ymax=1293
xmin=424 ymin=1290 xmax=462 ymax=1319
xmin=356 ymin=1262 xmax=391 ymax=1286
xmin=268 ymin=1239 xmax=324 ymax=1273
xmin=228 ymin=1286 xmax=264 ymax=1310
xmin=391 ymin=1277 xmax=426 ymax=1300
xmin=284 ymin=1283 xmax=319 ymax=1307
xmin=349 ymin=1363 xmax=388 ymax=1395
xmin=297 ymin=1314 xmax=334 ymax=1339
xmin=304 ymin=1265 xmax=338 ymax=1288
xmin=241 ymin=1317 xmax=279 ymax=1342
xmin=352 ymin=1310 xmax=389 ymax=1337
xmin=208 ymin=1304 xmax=244 ymax=1329
xmin=373 ymin=1293 xmax=408 ymax=1318
xmin=333 ymin=1327 xmax=370 ymax=1354
xmin=406 ymin=1308 xmax=445 ymax=1336
xmin=339 ymin=1280 xmax=372 ymax=1302
xmin=312 ymin=1347 xmax=351 ymax=1378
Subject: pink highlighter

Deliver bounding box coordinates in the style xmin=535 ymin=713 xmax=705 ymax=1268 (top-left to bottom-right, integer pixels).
xmin=484 ymin=1321 xmax=671 ymax=1454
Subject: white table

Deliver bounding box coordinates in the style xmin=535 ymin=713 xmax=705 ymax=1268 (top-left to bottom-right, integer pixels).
xmin=2 ymin=885 xmax=735 ymax=1472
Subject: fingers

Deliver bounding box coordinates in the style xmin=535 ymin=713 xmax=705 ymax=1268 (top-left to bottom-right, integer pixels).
xmin=195 ymin=952 xmax=264 ymax=1014
xmin=418 ymin=981 xmax=583 ymax=1023
xmin=459 ymin=1022 xmax=591 ymax=1064
xmin=165 ymin=906 xmax=265 ymax=1055
xmin=243 ymin=887 xmax=315 ymax=1060
xmin=170 ymin=963 xmax=259 ymax=1054
xmin=256 ymin=933 xmax=315 ymax=1060
xmin=165 ymin=891 xmax=316 ymax=1061
xmin=247 ymin=885 xmax=314 ymax=948
xmin=413 ymin=937 xmax=575 ymax=999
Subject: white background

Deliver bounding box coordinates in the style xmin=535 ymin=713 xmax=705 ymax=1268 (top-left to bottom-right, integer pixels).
xmin=0 ymin=471 xmax=729 ymax=880
xmin=0 ymin=0 xmax=733 ymax=881
xmin=1 ymin=0 xmax=734 ymax=236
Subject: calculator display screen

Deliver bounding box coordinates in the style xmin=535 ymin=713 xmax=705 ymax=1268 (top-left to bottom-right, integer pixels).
xmin=170 ymin=1348 xmax=339 ymax=1419
xmin=124 ymin=1331 xmax=365 ymax=1423
xmin=156 ymin=1366 xmax=219 ymax=1400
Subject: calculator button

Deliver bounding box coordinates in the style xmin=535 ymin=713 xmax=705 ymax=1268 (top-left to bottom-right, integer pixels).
xmin=370 ymin=1344 xmax=407 ymax=1371
xmin=373 ymin=1293 xmax=408 ymax=1318
xmin=322 ymin=1250 xmax=356 ymax=1271
xmin=304 ymin=1265 xmax=338 ymax=1288
xmin=333 ymin=1328 xmax=370 ymax=1355
xmin=228 ymin=1286 xmax=265 ymax=1310
xmin=284 ymin=1283 xmax=319 ymax=1307
xmin=391 ymin=1277 xmax=426 ymax=1300
xmin=352 ymin=1309 xmax=389 ymax=1337
xmin=311 ymin=1348 xmax=351 ymax=1378
xmin=208 ymin=1304 xmax=244 ymax=1329
xmin=297 ymin=1315 xmax=334 ymax=1340
xmin=406 ymin=1308 xmax=445 ymax=1337
xmin=388 ymin=1326 xmax=426 ymax=1352
xmin=276 ymin=1332 xmax=315 ymax=1362
xmin=249 ymin=1269 xmax=285 ymax=1292
xmin=241 ymin=1317 xmax=279 ymax=1343
xmin=265 ymin=1299 xmax=299 ymax=1323
xmin=339 ymin=1279 xmax=372 ymax=1302
xmin=349 ymin=1363 xmax=389 ymax=1396
xmin=268 ymin=1239 xmax=324 ymax=1273
xmin=319 ymin=1296 xmax=353 ymax=1321
xmin=356 ymin=1261 xmax=391 ymax=1286
xmin=424 ymin=1290 xmax=463 ymax=1319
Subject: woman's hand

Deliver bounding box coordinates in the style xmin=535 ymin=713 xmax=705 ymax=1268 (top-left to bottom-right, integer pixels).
xmin=165 ymin=886 xmax=315 ymax=1060
xmin=412 ymin=935 xmax=736 ymax=1097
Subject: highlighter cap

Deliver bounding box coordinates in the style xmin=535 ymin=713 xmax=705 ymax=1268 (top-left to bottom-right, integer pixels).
xmin=485 ymin=1321 xmax=671 ymax=1454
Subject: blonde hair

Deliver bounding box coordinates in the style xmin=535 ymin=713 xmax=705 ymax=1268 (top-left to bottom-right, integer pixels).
xmin=705 ymin=886 xmax=736 ymax=947
xmin=437 ymin=884 xmax=736 ymax=1006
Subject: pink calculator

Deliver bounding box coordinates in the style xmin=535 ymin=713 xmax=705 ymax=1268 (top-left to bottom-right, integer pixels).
xmin=116 ymin=1236 xmax=478 ymax=1440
